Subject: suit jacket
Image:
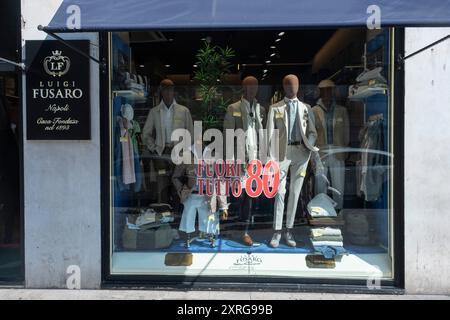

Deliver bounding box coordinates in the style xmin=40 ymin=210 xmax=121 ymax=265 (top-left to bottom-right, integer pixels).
xmin=142 ymin=100 xmax=194 ymax=155
xmin=172 ymin=162 xmax=228 ymax=213
xmin=223 ymin=99 xmax=266 ymax=162
xmin=312 ymin=100 xmax=349 ymax=161
xmin=266 ymin=98 xmax=318 ymax=161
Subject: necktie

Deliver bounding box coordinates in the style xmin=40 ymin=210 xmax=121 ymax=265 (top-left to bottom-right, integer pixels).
xmin=288 ymin=100 xmax=296 ymax=143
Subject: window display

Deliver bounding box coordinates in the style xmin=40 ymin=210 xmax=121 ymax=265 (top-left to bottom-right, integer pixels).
xmin=109 ymin=28 xmax=395 ymax=280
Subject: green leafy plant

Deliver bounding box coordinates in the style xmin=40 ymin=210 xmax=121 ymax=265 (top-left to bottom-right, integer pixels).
xmin=193 ymin=41 xmax=235 ymax=130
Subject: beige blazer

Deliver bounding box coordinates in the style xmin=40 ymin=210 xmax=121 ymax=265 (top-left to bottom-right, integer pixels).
xmin=312 ymin=101 xmax=349 ymax=161
xmin=223 ymin=99 xmax=266 ymax=132
xmin=142 ymin=100 xmax=194 ymax=155
xmin=223 ymin=99 xmax=266 ymax=162
xmin=266 ymin=98 xmax=318 ymax=161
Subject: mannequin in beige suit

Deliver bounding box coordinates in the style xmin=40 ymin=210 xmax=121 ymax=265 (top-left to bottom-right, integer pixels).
xmin=266 ymin=75 xmax=318 ymax=248
xmin=142 ymin=79 xmax=193 ymax=204
xmin=312 ymin=79 xmax=349 ymax=210
xmin=223 ymin=76 xmax=266 ymax=246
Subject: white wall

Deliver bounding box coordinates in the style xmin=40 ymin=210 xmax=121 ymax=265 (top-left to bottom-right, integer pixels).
xmin=22 ymin=0 xmax=101 ymax=288
xmin=405 ymin=27 xmax=450 ymax=294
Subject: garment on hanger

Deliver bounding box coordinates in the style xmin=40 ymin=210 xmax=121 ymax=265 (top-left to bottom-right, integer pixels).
xmin=358 ymin=114 xmax=385 ymax=201
xmin=113 ymin=100 xmax=142 ymax=192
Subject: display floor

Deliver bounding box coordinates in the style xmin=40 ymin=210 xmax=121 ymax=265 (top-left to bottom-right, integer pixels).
xmin=112 ymin=227 xmax=392 ymax=279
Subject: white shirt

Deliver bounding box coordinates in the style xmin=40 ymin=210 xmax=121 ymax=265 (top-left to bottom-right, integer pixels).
xmin=161 ymin=100 xmax=175 ymax=144
xmin=242 ymin=98 xmax=258 ymax=161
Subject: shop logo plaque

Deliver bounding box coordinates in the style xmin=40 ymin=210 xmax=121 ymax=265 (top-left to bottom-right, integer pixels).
xmin=43 ymin=50 xmax=71 ymax=77
xmin=26 ymin=40 xmax=90 ymax=140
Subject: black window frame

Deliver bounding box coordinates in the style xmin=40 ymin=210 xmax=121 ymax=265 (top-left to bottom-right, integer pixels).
xmin=99 ymin=27 xmax=405 ymax=293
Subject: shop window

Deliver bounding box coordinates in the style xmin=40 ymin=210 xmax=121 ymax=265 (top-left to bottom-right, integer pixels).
xmin=108 ymin=28 xmax=396 ymax=281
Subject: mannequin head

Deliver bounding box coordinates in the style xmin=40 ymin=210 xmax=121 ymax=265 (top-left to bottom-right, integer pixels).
xmin=160 ymin=79 xmax=175 ymax=107
xmin=318 ymin=79 xmax=335 ymax=108
xmin=121 ymin=103 xmax=134 ymax=121
xmin=242 ymin=76 xmax=258 ymax=102
xmin=283 ymin=74 xmax=299 ymax=99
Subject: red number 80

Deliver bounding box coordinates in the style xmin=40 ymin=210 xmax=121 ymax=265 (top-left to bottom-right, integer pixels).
xmin=245 ymin=160 xmax=280 ymax=198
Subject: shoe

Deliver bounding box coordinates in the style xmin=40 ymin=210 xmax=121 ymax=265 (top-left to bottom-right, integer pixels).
xmin=269 ymin=231 xmax=281 ymax=248
xmin=285 ymin=230 xmax=296 ymax=247
xmin=185 ymin=234 xmax=191 ymax=248
xmin=208 ymin=234 xmax=216 ymax=248
xmin=242 ymin=234 xmax=254 ymax=246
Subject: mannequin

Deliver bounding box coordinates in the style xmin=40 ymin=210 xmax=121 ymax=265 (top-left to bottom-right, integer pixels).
xmin=223 ymin=76 xmax=266 ymax=246
xmin=266 ymin=74 xmax=318 ymax=248
xmin=172 ymin=144 xmax=229 ymax=248
xmin=312 ymin=79 xmax=349 ymax=210
xmin=142 ymin=79 xmax=194 ymax=205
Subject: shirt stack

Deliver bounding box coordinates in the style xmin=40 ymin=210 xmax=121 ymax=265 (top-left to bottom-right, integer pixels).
xmin=310 ymin=227 xmax=345 ymax=259
xmin=307 ymin=193 xmax=346 ymax=258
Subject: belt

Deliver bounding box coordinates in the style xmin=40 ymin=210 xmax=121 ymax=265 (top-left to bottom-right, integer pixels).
xmin=288 ymin=141 xmax=301 ymax=146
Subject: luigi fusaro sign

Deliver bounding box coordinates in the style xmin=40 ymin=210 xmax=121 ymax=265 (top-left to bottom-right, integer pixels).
xmin=26 ymin=40 xmax=91 ymax=140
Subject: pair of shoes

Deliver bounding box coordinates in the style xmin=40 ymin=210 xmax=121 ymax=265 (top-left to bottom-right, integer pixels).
xmin=269 ymin=230 xmax=296 ymax=248
xmin=242 ymin=234 xmax=253 ymax=246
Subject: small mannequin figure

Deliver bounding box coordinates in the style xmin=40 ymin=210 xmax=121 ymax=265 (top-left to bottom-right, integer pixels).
xmin=172 ymin=145 xmax=228 ymax=248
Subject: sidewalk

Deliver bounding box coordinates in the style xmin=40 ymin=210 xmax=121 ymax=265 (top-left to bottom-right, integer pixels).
xmin=0 ymin=289 xmax=449 ymax=300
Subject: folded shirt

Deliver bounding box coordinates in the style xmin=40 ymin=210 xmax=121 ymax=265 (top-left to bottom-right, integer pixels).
xmin=314 ymin=245 xmax=346 ymax=259
xmin=310 ymin=235 xmax=344 ymax=242
xmin=311 ymin=227 xmax=342 ymax=237
xmin=312 ymin=241 xmax=344 ymax=247
xmin=307 ymin=193 xmax=337 ymax=218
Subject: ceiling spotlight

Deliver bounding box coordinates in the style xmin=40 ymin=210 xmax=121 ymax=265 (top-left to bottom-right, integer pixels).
xmin=165 ymin=64 xmax=171 ymax=68
xmin=270 ymin=46 xmax=276 ymax=49
xmin=265 ymin=60 xmax=271 ymax=64
xmin=278 ymin=32 xmax=285 ymax=36
xmin=275 ymin=38 xmax=281 ymax=42
xmin=263 ymin=69 xmax=268 ymax=73
xmin=270 ymin=53 xmax=276 ymax=57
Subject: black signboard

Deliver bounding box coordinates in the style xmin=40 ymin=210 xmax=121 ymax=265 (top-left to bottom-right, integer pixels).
xmin=26 ymin=40 xmax=91 ymax=140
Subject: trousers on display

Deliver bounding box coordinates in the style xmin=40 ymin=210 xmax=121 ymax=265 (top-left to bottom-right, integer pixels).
xmin=274 ymin=145 xmax=310 ymax=231
xmin=179 ymin=194 xmax=219 ymax=235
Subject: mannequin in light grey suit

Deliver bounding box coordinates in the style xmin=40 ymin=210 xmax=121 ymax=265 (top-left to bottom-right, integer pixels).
xmin=266 ymin=75 xmax=318 ymax=248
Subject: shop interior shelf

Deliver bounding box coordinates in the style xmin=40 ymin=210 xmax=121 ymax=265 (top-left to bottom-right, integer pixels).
xmin=114 ymin=90 xmax=147 ymax=103
xmin=348 ymin=87 xmax=387 ymax=101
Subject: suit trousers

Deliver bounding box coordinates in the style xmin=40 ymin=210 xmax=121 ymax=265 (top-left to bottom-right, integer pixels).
xmin=315 ymin=153 xmax=345 ymax=209
xmin=273 ymin=145 xmax=310 ymax=231
xmin=179 ymin=194 xmax=219 ymax=235
xmin=152 ymin=146 xmax=178 ymax=207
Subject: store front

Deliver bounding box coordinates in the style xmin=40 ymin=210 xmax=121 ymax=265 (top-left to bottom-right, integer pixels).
xmin=18 ymin=0 xmax=450 ymax=292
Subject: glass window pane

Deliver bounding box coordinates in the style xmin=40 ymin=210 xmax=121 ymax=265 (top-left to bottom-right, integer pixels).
xmin=109 ymin=28 xmax=394 ymax=281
